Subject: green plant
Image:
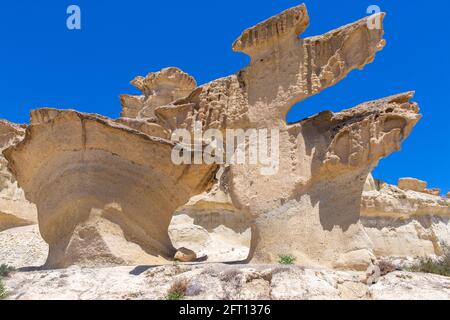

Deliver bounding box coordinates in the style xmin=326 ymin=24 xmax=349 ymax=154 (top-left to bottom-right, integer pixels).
xmin=0 ymin=279 xmax=7 ymax=300
xmin=166 ymin=278 xmax=188 ymax=300
xmin=278 ymin=254 xmax=296 ymax=265
xmin=408 ymin=244 xmax=450 ymax=277
xmin=0 ymin=264 xmax=15 ymax=278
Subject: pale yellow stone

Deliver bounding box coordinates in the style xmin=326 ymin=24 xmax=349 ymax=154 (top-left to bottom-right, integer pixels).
xmin=1 ymin=4 xmax=423 ymax=271
xmin=398 ymin=178 xmax=427 ymax=192
xmin=0 ymin=120 xmax=37 ymax=232
xmin=361 ymin=183 xmax=450 ymax=259
xmin=174 ymin=247 xmax=197 ymax=262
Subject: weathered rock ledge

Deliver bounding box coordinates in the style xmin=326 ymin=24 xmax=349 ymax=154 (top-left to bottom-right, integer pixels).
xmin=3 ymin=264 xmax=450 ymax=300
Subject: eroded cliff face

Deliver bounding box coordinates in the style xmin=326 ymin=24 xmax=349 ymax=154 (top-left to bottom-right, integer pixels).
xmin=361 ymin=176 xmax=450 ymax=259
xmin=0 ymin=4 xmax=426 ymax=270
xmin=3 ymin=109 xmax=216 ymax=268
xmin=0 ymin=120 xmax=37 ymax=232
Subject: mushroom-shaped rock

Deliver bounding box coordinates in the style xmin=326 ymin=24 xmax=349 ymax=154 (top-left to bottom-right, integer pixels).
xmin=120 ymin=67 xmax=197 ymax=119
xmin=0 ymin=120 xmax=37 ymax=231
xmin=3 ymin=108 xmax=216 ymax=268
xmin=120 ymin=4 xmax=417 ymax=269
xmin=229 ymin=93 xmax=421 ymax=268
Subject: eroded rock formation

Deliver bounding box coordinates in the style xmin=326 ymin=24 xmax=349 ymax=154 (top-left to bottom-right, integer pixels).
xmin=120 ymin=67 xmax=197 ymax=119
xmin=361 ymin=178 xmax=450 ymax=259
xmin=169 ymin=171 xmax=251 ymax=262
xmin=1 ymin=4 xmax=426 ymax=270
xmin=3 ymin=109 xmax=216 ymax=268
xmin=0 ymin=120 xmax=37 ymax=232
xmin=231 ymin=93 xmax=420 ymax=269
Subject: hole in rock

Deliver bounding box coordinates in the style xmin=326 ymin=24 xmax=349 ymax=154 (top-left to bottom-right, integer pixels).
xmin=286 ymin=93 xmax=342 ymax=124
xmin=168 ymin=205 xmax=251 ymax=263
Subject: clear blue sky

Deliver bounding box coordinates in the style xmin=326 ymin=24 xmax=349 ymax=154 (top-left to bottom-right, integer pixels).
xmin=0 ymin=0 xmax=449 ymax=193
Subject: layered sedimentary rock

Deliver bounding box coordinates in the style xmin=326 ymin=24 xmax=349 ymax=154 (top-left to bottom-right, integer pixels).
xmin=398 ymin=178 xmax=427 ymax=193
xmin=4 ymin=264 xmax=450 ymax=300
xmin=3 ymin=109 xmax=216 ymax=268
xmin=2 ymin=4 xmax=423 ymax=270
xmin=137 ymin=4 xmax=416 ymax=269
xmin=0 ymin=225 xmax=47 ymax=268
xmin=231 ymin=93 xmax=420 ymax=269
xmin=361 ymin=178 xmax=450 ymax=259
xmin=120 ymin=67 xmax=197 ymax=119
xmin=169 ymin=171 xmax=251 ymax=262
xmin=0 ymin=120 xmax=37 ymax=231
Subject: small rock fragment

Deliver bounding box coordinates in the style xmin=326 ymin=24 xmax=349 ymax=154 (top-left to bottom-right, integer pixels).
xmin=174 ymin=248 xmax=197 ymax=262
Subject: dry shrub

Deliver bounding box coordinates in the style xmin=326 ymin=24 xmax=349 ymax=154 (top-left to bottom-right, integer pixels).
xmin=378 ymin=260 xmax=397 ymax=276
xmin=166 ymin=278 xmax=189 ymax=300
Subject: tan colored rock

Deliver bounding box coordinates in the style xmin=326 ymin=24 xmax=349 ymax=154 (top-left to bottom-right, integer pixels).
xmin=3 ymin=109 xmax=216 ymax=268
xmin=169 ymin=173 xmax=251 ymax=262
xmin=114 ymin=117 xmax=170 ymax=139
xmin=364 ymin=174 xmax=386 ymax=192
xmin=0 ymin=225 xmax=47 ymax=268
xmin=120 ymin=67 xmax=196 ymax=119
xmin=362 ymin=183 xmax=450 ymax=219
xmin=424 ymin=188 xmax=441 ymax=196
xmin=120 ymin=4 xmax=419 ymax=269
xmin=4 ymin=264 xmax=450 ymax=300
xmin=398 ymin=178 xmax=427 ymax=192
xmin=369 ymin=271 xmax=450 ymax=300
xmin=169 ymin=211 xmax=251 ymax=263
xmin=146 ymin=5 xmax=387 ymax=133
xmin=0 ymin=120 xmax=37 ymax=231
xmin=2 ymin=4 xmax=422 ymax=271
xmin=365 ymin=264 xmax=381 ymax=285
xmin=447 ymin=192 xmax=450 ymax=199
xmin=334 ymin=250 xmax=376 ymax=272
xmin=361 ymin=183 xmax=450 ymax=259
xmin=231 ymin=93 xmax=420 ymax=268
xmin=364 ymin=174 xmax=378 ymax=192
xmin=174 ymin=247 xmax=197 ymax=262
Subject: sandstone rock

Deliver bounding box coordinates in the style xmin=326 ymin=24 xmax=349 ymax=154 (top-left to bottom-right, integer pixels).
xmin=169 ymin=213 xmax=251 ymax=263
xmin=364 ymin=174 xmax=378 ymax=192
xmin=0 ymin=120 xmax=37 ymax=231
xmin=2 ymin=4 xmax=422 ymax=271
xmin=424 ymin=188 xmax=441 ymax=196
xmin=398 ymin=178 xmax=427 ymax=192
xmin=120 ymin=67 xmax=196 ymax=119
xmin=3 ymin=109 xmax=216 ymax=268
xmin=233 ymin=93 xmax=420 ymax=268
xmin=114 ymin=117 xmax=170 ymax=139
xmin=361 ymin=183 xmax=450 ymax=259
xmin=4 ymin=264 xmax=449 ymax=300
xmin=0 ymin=225 xmax=47 ymax=269
xmin=447 ymin=192 xmax=450 ymax=199
xmin=369 ymin=271 xmax=450 ymax=300
xmin=334 ymin=249 xmax=376 ymax=272
xmin=174 ymin=247 xmax=197 ymax=262
xmin=169 ymin=169 xmax=251 ymax=263
xmin=364 ymin=264 xmax=381 ymax=285
xmin=119 ymin=4 xmax=418 ymax=269
xmin=362 ymin=183 xmax=450 ymax=219
xmin=364 ymin=174 xmax=386 ymax=192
